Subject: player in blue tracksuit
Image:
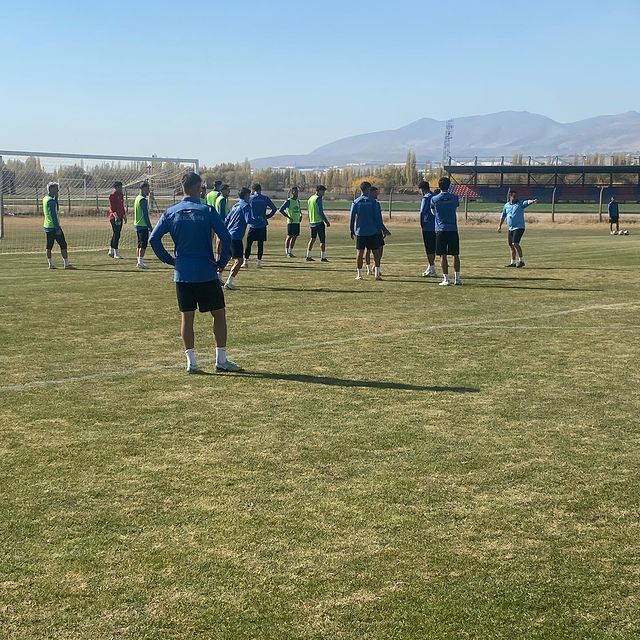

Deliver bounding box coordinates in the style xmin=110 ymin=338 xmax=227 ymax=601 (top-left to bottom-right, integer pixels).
xmin=430 ymin=176 xmax=462 ymax=286
xmin=222 ymin=187 xmax=252 ymax=290
xmin=608 ymin=196 xmax=620 ymax=234
xmin=149 ymin=171 xmax=240 ymax=373
xmin=350 ymin=181 xmax=385 ymax=280
xmin=498 ymin=189 xmax=537 ymax=267
xmin=418 ymin=180 xmax=437 ymax=277
xmin=244 ymin=183 xmax=277 ymax=267
xmin=364 ymin=186 xmax=390 ymax=276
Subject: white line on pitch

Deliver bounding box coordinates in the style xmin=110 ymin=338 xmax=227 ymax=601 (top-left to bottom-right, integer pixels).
xmin=1 ymin=302 xmax=637 ymax=393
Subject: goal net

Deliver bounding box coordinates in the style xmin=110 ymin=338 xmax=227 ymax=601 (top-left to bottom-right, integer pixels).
xmin=0 ymin=151 xmax=199 ymax=254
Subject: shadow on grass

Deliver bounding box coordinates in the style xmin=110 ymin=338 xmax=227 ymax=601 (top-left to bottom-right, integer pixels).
xmin=472 ymin=284 xmax=603 ymax=291
xmin=238 ymin=370 xmax=479 ymax=393
xmin=239 ymin=285 xmax=382 ymax=294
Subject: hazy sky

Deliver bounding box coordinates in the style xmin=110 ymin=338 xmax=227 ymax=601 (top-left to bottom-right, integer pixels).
xmin=2 ymin=0 xmax=639 ymax=165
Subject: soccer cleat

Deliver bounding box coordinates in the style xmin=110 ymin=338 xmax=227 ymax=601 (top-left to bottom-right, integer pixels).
xmin=375 ymin=274 xmax=383 ymax=281
xmin=516 ymin=261 xmax=525 ymax=268
xmin=256 ymin=261 xmax=262 ymax=268
xmin=108 ymin=248 xmax=114 ymax=257
xmin=355 ymin=275 xmax=363 ymax=280
xmin=439 ymin=279 xmax=451 ymax=286
xmin=321 ymin=257 xmax=329 ymax=262
xmin=216 ymin=359 xmax=242 ymax=372
xmin=224 ymin=282 xmax=236 ymax=290
xmin=505 ymin=263 xmax=517 ymax=267
xmin=186 ymin=364 xmax=204 ymax=374
xmin=48 ymin=264 xmax=57 ymax=269
xmin=454 ymin=279 xmax=463 ymax=286
xmin=305 ymin=256 xmax=315 ymax=261
xmin=64 ymin=264 xmax=77 ymax=270
xmin=610 ymin=231 xmax=617 ymax=235
xmin=137 ymin=263 xmax=148 ymax=270
xmin=114 ymin=254 xmax=123 ymax=260
xmin=366 ymin=267 xmax=373 ymax=275
xmin=242 ymin=261 xmax=249 ymax=268
xmin=289 ymin=253 xmax=296 ymax=258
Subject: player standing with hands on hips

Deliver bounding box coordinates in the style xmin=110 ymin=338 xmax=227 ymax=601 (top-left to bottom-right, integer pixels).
xmin=149 ymin=171 xmax=241 ymax=374
xmin=498 ymin=189 xmax=537 ymax=267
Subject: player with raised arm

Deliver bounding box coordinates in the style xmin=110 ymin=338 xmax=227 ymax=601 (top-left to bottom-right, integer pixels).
xmin=149 ymin=171 xmax=241 ymax=373
xmin=498 ymin=189 xmax=537 ymax=267
xmin=418 ymin=180 xmax=437 ymax=277
xmin=364 ymin=185 xmax=390 ymax=276
xmin=42 ymin=182 xmax=75 ymax=270
xmin=306 ymin=185 xmax=330 ymax=261
xmin=108 ymin=181 xmax=126 ymax=259
xmin=430 ymin=176 xmax=462 ymax=286
xmin=223 ymin=187 xmax=252 ymax=290
xmin=608 ymin=196 xmax=620 ymax=235
xmin=243 ymin=183 xmax=277 ymax=268
xmin=350 ymin=181 xmax=384 ymax=280
xmin=133 ymin=181 xmax=153 ymax=269
xmin=280 ymin=186 xmax=303 ymax=257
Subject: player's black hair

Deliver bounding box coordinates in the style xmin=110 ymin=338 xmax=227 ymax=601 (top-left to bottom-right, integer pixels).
xmin=370 ymin=185 xmax=379 ymax=193
xmin=220 ymin=183 xmax=230 ymax=192
xmin=438 ymin=176 xmax=451 ymax=191
xmin=239 ymin=187 xmax=251 ymax=199
xmin=182 ymin=171 xmax=202 ymax=191
xmin=214 ymin=180 xmax=223 ymax=188
xmin=418 ymin=180 xmax=430 ymax=191
xmin=252 ymin=183 xmax=262 ymax=192
xmin=316 ymin=185 xmax=326 ymax=192
xmin=113 ymin=181 xmax=123 ymax=188
xmin=360 ymin=181 xmax=372 ymax=192
xmin=140 ymin=181 xmax=150 ymax=190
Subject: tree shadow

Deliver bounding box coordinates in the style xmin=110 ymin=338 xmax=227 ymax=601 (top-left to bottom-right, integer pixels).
xmin=238 ymin=370 xmax=479 ymax=393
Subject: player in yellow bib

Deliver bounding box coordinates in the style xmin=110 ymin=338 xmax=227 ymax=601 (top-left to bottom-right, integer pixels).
xmin=42 ymin=182 xmax=75 ymax=269
xmin=279 ymin=186 xmax=303 ymax=257
xmin=306 ymin=185 xmax=330 ymax=261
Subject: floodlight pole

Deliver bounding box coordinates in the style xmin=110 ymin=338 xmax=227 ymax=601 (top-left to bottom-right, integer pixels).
xmin=551 ymin=187 xmax=557 ymax=222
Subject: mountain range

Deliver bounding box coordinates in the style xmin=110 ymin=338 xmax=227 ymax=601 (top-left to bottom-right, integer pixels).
xmin=251 ymin=111 xmax=640 ymax=168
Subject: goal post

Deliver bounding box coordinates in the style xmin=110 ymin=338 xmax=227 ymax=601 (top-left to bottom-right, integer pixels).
xmin=0 ymin=150 xmax=199 ymax=254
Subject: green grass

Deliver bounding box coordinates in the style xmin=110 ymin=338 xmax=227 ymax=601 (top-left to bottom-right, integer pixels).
xmin=1 ymin=224 xmax=639 ymax=639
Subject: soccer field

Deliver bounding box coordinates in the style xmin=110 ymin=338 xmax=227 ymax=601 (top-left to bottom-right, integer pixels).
xmin=1 ymin=224 xmax=639 ymax=639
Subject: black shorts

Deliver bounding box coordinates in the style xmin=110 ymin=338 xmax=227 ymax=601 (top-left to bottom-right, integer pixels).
xmin=422 ymin=229 xmax=437 ymax=255
xmin=609 ymin=217 xmax=619 ymax=224
xmin=176 ymin=279 xmax=225 ymax=313
xmin=310 ymin=224 xmax=326 ymax=243
xmin=230 ymin=239 xmax=244 ymax=259
xmin=136 ymin=228 xmax=149 ymax=249
xmin=247 ymin=227 xmax=267 ymax=243
xmin=436 ymin=230 xmax=460 ymax=256
xmin=45 ymin=229 xmax=67 ymax=251
xmin=356 ymin=234 xmax=383 ymax=251
xmin=508 ymin=228 xmax=525 ymax=245
xmin=287 ymin=223 xmax=301 ymax=237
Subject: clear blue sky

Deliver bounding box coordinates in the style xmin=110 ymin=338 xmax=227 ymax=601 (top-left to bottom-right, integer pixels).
xmin=2 ymin=0 xmax=639 ymax=165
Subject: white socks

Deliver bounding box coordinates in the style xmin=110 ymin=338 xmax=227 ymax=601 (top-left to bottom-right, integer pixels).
xmin=226 ymin=275 xmax=235 ymax=286
xmin=256 ymin=259 xmax=262 ymax=267
xmin=357 ymin=268 xmax=363 ymax=278
xmin=63 ymin=258 xmax=70 ymax=267
xmin=216 ymin=347 xmax=227 ymax=365
xmin=374 ymin=267 xmax=381 ymax=277
xmin=108 ymin=248 xmax=114 ymax=257
xmin=137 ymin=257 xmax=145 ymax=266
xmin=320 ymin=250 xmax=327 ymax=259
xmin=428 ymin=265 xmax=436 ymax=274
xmin=442 ymin=274 xmax=450 ymax=283
xmin=185 ymin=349 xmax=197 ymax=368
xmin=454 ymin=271 xmax=461 ymax=280
xmin=306 ymin=250 xmax=311 ymax=258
